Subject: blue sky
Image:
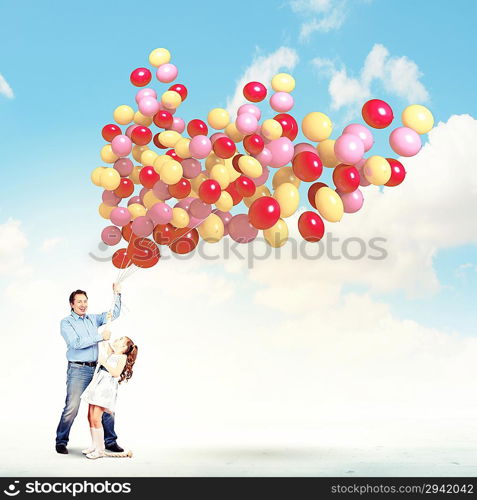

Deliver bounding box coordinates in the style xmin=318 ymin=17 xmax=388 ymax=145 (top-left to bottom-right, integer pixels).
xmin=1 ymin=0 xmax=476 ymax=334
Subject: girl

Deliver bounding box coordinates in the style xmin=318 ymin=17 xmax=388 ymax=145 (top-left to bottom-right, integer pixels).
xmin=81 ymin=335 xmax=138 ymax=459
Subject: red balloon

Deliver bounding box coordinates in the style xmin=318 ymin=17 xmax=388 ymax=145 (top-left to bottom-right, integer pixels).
xmin=248 ymin=196 xmax=281 ymax=230
xmin=235 ymin=175 xmax=256 ymax=198
xmin=102 ymin=124 xmax=121 ymax=142
xmin=168 ymin=84 xmax=188 ymax=101
xmin=225 ymin=182 xmax=243 ymax=206
xmin=170 ymin=227 xmax=199 ymax=254
xmin=114 ymin=178 xmax=135 ymax=198
xmin=243 ymin=81 xmax=267 ymax=102
xmin=362 ymin=99 xmax=394 ymax=129
xmin=307 ymin=182 xmax=328 ymax=209
xmin=187 ymin=119 xmax=208 ymax=137
xmin=232 ymin=154 xmax=243 ymax=172
xmin=153 ymin=223 xmax=175 ymax=245
xmin=153 ymin=110 xmax=173 ymax=129
xmin=121 ymin=222 xmax=135 ymax=242
xmin=112 ymin=248 xmax=133 ymax=269
xmin=273 ymin=113 xmax=298 ymax=141
xmin=131 ymin=126 xmax=152 ymax=146
xmin=130 ymin=67 xmax=152 ymax=87
xmin=127 ymin=238 xmax=160 ymax=268
xmin=385 ymin=158 xmax=406 ymax=187
xmin=168 ymin=178 xmax=191 ymax=199
xmin=199 ymin=179 xmax=221 ymax=204
xmin=213 ymin=137 xmax=236 ymax=159
xmin=298 ymin=211 xmax=325 ymax=242
xmin=292 ymin=151 xmax=323 ymax=182
xmin=153 ymin=133 xmax=167 ymax=149
xmin=332 ymin=164 xmax=360 ymax=193
xmin=166 ymin=149 xmax=182 ymax=161
xmin=243 ymin=134 xmax=265 ymax=155
xmin=139 ymin=166 xmax=160 ymax=189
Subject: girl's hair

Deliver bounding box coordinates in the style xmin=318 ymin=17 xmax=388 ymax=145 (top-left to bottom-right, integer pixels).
xmin=119 ymin=337 xmax=138 ymax=384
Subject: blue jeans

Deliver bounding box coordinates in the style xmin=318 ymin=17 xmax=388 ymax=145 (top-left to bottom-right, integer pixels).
xmin=56 ymin=363 xmax=118 ymax=447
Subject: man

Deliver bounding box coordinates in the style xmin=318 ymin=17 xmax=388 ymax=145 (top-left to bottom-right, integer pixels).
xmin=55 ymin=283 xmax=123 ymax=454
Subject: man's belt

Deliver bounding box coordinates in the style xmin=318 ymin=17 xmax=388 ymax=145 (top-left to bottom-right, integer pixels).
xmin=69 ymin=361 xmax=97 ymax=367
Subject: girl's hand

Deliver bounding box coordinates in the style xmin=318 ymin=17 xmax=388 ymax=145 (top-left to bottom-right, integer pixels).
xmin=113 ymin=282 xmax=122 ymax=294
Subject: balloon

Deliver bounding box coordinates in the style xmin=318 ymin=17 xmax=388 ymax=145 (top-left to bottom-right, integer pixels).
xmin=261 ymin=119 xmax=282 ymax=140
xmin=255 ymin=147 xmax=272 ymax=167
xmin=270 ymin=92 xmax=294 ymax=113
xmin=101 ymin=226 xmax=122 ymax=246
xmin=131 ymin=126 xmax=152 ymax=146
xmin=161 ymin=90 xmax=181 ymax=110
xmin=190 ymin=199 xmax=212 ymax=219
xmin=198 ymin=214 xmax=224 ymax=242
xmin=189 ymin=135 xmax=212 ymax=159
xmin=128 ymin=203 xmax=147 ymax=220
xmin=237 ymin=103 xmax=261 ymax=120
xmin=272 ymin=166 xmax=301 ymax=190
xmin=248 ymin=196 xmax=281 ymax=230
xmin=199 ymin=179 xmax=221 ymax=204
xmin=355 ymin=158 xmax=371 ymax=187
xmin=111 ymin=134 xmax=132 ymax=157
xmin=174 ymin=138 xmax=190 ymax=159
xmin=112 ymin=248 xmax=133 ymax=269
xmin=161 ymin=160 xmax=183 ymax=185
xmin=131 ymin=215 xmax=154 ymax=237
xmin=293 ymin=142 xmax=316 ymax=157
xmin=236 ymin=113 xmax=258 ymax=135
xmin=238 ymin=155 xmax=263 ymax=178
xmin=338 ymin=188 xmax=364 ymax=214
xmin=171 ymin=207 xmax=189 ymax=228
xmin=343 ymin=123 xmax=374 ymax=152
xmin=114 ymin=178 xmax=134 ymax=198
xmin=316 ymin=139 xmax=339 ymax=168
xmin=267 ymin=137 xmax=294 ymax=168
xmin=332 ymin=164 xmax=360 ymax=193
xmin=169 ymin=84 xmax=188 ymax=101
xmin=100 ymin=168 xmax=121 ymax=190
xmin=113 ymin=105 xmax=134 ymax=125
xmin=213 ymin=210 xmax=232 ymax=235
xmin=236 ymin=176 xmax=256 ymax=198
xmin=243 ymin=134 xmax=264 ymax=155
xmin=98 ymin=203 xmax=114 ymax=219
xmin=135 ymin=88 xmax=157 ymax=104
xmin=213 ymin=137 xmax=236 ymax=159
xmin=315 ymin=187 xmax=344 ymax=222
xmin=362 ymin=99 xmax=393 ymax=129
xmin=153 ymin=179 xmax=172 ymax=200
xmin=225 ymin=122 xmax=244 ymax=143
xmin=169 ymin=178 xmax=191 ymax=199
xmin=138 ymin=97 xmax=160 ymax=117
xmin=243 ymin=185 xmax=271 ymax=208
xmin=102 ymin=124 xmax=121 ymax=142
xmin=149 ymin=47 xmax=170 ymax=66
xmin=363 ymin=156 xmax=391 ymax=185
xmin=243 ymin=81 xmax=267 ymax=102
xmin=334 ymin=133 xmax=365 ymax=165
xmin=100 ymin=144 xmax=118 ymax=163
xmin=153 ymin=223 xmax=175 ymax=245
xmin=154 ymin=110 xmax=173 ymax=129
xmin=292 ymin=151 xmax=323 ymax=182
xmin=130 ymin=67 xmax=152 ymax=87
xmin=148 ymin=202 xmax=173 ymax=225
xmin=298 ymin=212 xmax=325 ymax=242
xmin=273 ymin=182 xmax=299 ymax=218
xmin=187 ymin=119 xmax=208 ymax=137
xmin=302 ymin=112 xmax=332 ymax=142
xmin=252 ymin=166 xmax=270 ymax=186
xmin=127 ymin=238 xmax=160 ymax=268
xmin=389 ymin=127 xmax=422 ymax=157
xmin=170 ymin=117 xmax=186 ymax=133
xmin=271 ymin=73 xmax=295 ymax=93
xmin=156 ymin=63 xmax=178 ymax=83
xmin=102 ymin=190 xmax=121 ymax=206
xmin=210 ymin=164 xmax=230 ymax=189
xmin=110 ymin=207 xmax=132 ymax=227
xmin=121 ymin=222 xmax=134 ymax=241
xmin=263 ymin=218 xmax=289 ymax=248
xmin=225 ymin=182 xmax=242 ymax=205
xmin=207 ymin=108 xmax=230 ymax=129
xmin=228 ymin=214 xmax=258 ymax=243
xmin=385 ymin=158 xmax=406 ymax=187
xmin=273 ymin=113 xmax=298 ymax=141
xmin=170 ymin=227 xmax=199 ymax=254
xmin=182 ymin=158 xmax=201 ymax=179
xmin=210 ymin=132 xmax=227 ymax=144
xmin=307 ymin=182 xmax=327 ymax=209
xmin=401 ymin=104 xmax=434 ymax=134
xmin=139 ymin=166 xmax=160 ymax=189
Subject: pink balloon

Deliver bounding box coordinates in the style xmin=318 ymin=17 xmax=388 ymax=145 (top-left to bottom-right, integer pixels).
xmin=334 ymin=133 xmax=365 ymax=164
xmin=110 ymin=207 xmax=131 ymax=227
xmin=138 ymin=96 xmax=160 ymax=117
xmin=174 ymin=197 xmax=195 ymax=211
xmin=111 ymin=134 xmax=132 ymax=157
xmin=147 ymin=202 xmax=172 ymax=225
xmin=255 ymin=147 xmax=272 ymax=167
xmin=156 ymin=63 xmax=178 ymax=83
xmin=237 ymin=103 xmax=261 ymax=120
xmin=181 ymin=158 xmax=201 ymax=179
xmin=343 ymin=124 xmax=374 ymax=152
xmin=189 ymin=135 xmax=212 ymax=159
xmin=131 ymin=216 xmax=154 ymax=237
xmin=101 ymin=226 xmax=122 ymax=246
xmin=253 ymin=166 xmax=269 ymax=186
xmin=114 ymin=158 xmax=134 ymax=177
xmin=210 ymin=132 xmax=227 ymax=144
xmin=213 ymin=210 xmax=232 ymax=235
xmin=102 ymin=190 xmax=121 ymax=206
xmin=128 ymin=196 xmax=141 ymax=206
xmin=269 ymin=92 xmax=294 ymax=113
xmin=190 ymin=199 xmax=212 ymax=219
xmin=139 ymin=187 xmax=150 ymax=203
xmin=337 ymin=188 xmax=364 ymax=213
xmin=170 ymin=117 xmax=185 ymax=133
xmin=228 ymin=214 xmax=258 ymax=243
xmin=125 ymin=124 xmax=140 ymax=138
xmin=153 ymin=180 xmax=172 ymax=200
xmin=293 ymin=142 xmax=316 ymax=158
xmin=266 ymin=137 xmax=294 ymax=168
xmin=135 ymin=88 xmax=157 ymax=104
xmin=355 ymin=158 xmax=370 ymax=187
xmin=235 ymin=113 xmax=258 ymax=135
xmin=389 ymin=127 xmax=422 ymax=157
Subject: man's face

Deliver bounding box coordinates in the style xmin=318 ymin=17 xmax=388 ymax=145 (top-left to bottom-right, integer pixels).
xmin=71 ymin=294 xmax=88 ymax=316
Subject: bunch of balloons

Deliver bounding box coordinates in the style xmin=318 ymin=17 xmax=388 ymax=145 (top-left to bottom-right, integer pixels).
xmin=91 ymin=48 xmax=435 ymax=270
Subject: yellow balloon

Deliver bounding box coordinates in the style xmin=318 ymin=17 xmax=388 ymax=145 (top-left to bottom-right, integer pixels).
xmin=91 ymin=167 xmax=106 ymax=186
xmin=207 ymin=108 xmax=230 ymax=130
xmin=190 ymin=172 xmax=208 ymax=192
xmin=132 ymin=145 xmax=149 ymax=162
xmin=129 ymin=165 xmax=142 ymax=184
xmin=149 ymin=48 xmax=171 ymax=67
xmin=271 ymin=73 xmax=295 ymax=93
xmin=175 ymin=138 xmax=191 ymax=159
xmin=198 ymin=214 xmax=224 ymax=243
xmin=171 ymin=207 xmax=189 ymax=228
xmin=160 ymin=160 xmax=183 ymax=185
xmin=215 ymin=191 xmax=233 ymax=212
xmin=302 ymin=112 xmax=332 ymax=142
xmin=143 ymin=191 xmax=162 ymax=209
xmin=113 ymin=105 xmax=134 ymax=125
xmin=161 ymin=90 xmax=182 ymax=110
xmin=153 ymin=154 xmax=173 ymax=174
xmin=140 ymin=149 xmax=158 ymax=166
xmin=317 ymin=139 xmax=339 ymax=168
xmin=273 ymin=182 xmax=300 ymax=218
xmin=99 ymin=203 xmax=115 ymax=220
xmin=159 ymin=130 xmax=181 ymax=148
xmin=133 ymin=111 xmax=153 ymax=126
xmin=210 ymin=164 xmax=230 ymax=189
xmin=100 ymin=168 xmax=121 ymax=190
xmin=225 ymin=122 xmax=245 ymax=142
xmin=100 ymin=144 xmax=118 ymax=164
xmin=128 ymin=203 xmax=147 ymax=220
xmin=226 ymin=161 xmax=241 ymax=181
xmin=315 ymin=187 xmax=344 ymax=222
xmin=244 ymin=185 xmax=271 ymax=208
xmin=363 ymin=156 xmax=391 ymax=185
xmin=402 ymin=104 xmax=434 ymax=134
xmin=272 ymin=166 xmax=301 ymax=189
xmin=263 ymin=218 xmax=289 ymax=247
xmin=239 ymin=155 xmax=263 ymax=178
xmin=261 ymin=119 xmax=282 ymax=140
xmin=205 ymin=152 xmax=225 ymax=171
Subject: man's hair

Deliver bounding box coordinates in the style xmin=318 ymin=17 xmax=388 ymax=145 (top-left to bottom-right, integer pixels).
xmin=69 ymin=289 xmax=88 ymax=309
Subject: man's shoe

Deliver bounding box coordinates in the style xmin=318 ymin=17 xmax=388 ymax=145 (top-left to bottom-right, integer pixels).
xmin=56 ymin=444 xmax=68 ymax=454
xmin=105 ymin=443 xmax=124 ymax=453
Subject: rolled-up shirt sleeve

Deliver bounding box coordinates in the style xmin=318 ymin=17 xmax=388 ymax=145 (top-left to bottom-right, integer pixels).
xmin=61 ymin=319 xmax=102 ymax=350
xmin=93 ymin=294 xmax=122 ymax=327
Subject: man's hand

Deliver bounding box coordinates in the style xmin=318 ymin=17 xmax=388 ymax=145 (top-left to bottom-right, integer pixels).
xmin=102 ymin=329 xmax=111 ymax=341
xmin=113 ymin=282 xmax=122 ymax=294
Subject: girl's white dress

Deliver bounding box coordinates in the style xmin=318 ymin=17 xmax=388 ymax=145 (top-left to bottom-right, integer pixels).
xmin=81 ymin=342 xmax=122 ymax=414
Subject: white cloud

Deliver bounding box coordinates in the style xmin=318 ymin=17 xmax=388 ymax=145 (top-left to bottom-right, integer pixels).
xmin=0 ymin=219 xmax=28 ymax=275
xmin=455 ymin=262 xmax=476 ymax=280
xmin=0 ymin=73 xmax=14 ymax=99
xmin=40 ymin=237 xmax=63 ymax=252
xmin=313 ymin=43 xmax=429 ymax=116
xmin=226 ymin=47 xmax=299 ymax=117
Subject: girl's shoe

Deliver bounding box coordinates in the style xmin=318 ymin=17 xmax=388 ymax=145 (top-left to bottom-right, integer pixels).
xmin=86 ymin=450 xmax=105 ymax=460
xmin=82 ymin=447 xmax=95 ymax=455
